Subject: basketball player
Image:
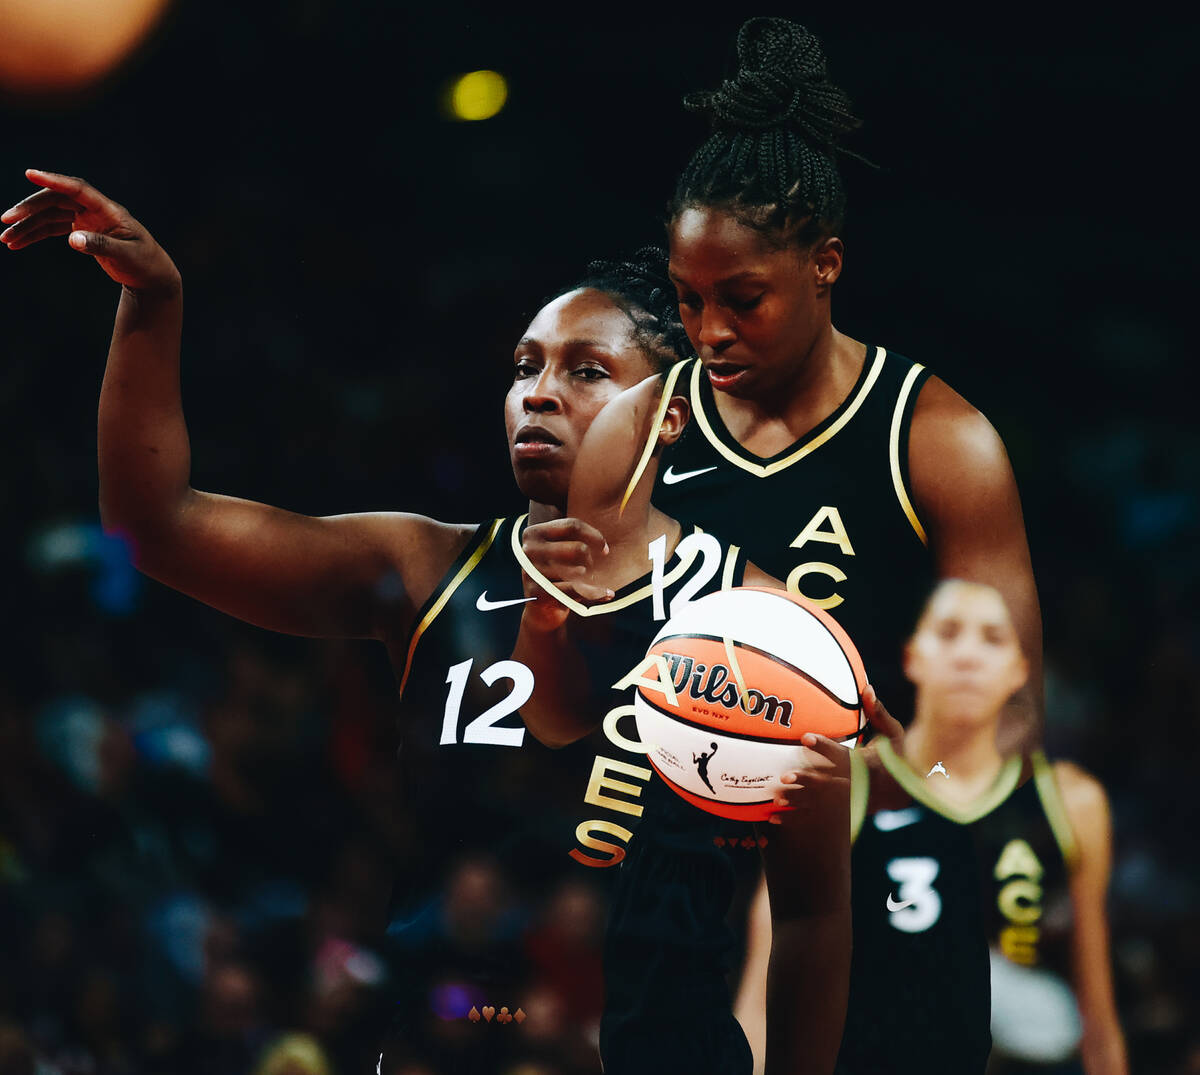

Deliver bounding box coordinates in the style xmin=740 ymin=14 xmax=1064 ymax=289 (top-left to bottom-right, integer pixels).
xmin=515 ymin=360 xmax=901 ymax=1075
xmin=556 ymin=10 xmax=1043 ymax=1061
xmin=0 ymin=173 xmax=756 ymax=1072
xmin=518 ymin=16 xmax=1042 ymax=1074
xmin=741 ymin=580 xmax=1126 ymax=1074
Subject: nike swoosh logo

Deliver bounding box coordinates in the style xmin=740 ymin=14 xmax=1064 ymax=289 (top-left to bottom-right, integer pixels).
xmin=476 ymin=591 xmax=537 ymax=611
xmin=887 ymin=893 xmax=915 ymax=912
xmin=662 ymin=465 xmax=718 ymax=485
xmin=873 ymin=807 xmax=922 ymax=832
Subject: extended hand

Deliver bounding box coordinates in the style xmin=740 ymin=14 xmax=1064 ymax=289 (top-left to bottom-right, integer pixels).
xmin=1 ymin=169 xmax=179 ymax=294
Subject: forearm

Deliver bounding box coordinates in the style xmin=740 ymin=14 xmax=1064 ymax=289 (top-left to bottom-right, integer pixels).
xmin=760 ymin=800 xmax=852 ymax=1074
xmin=764 ymin=909 xmax=850 ymax=1075
xmin=512 ymin=619 xmax=602 ymax=747
xmin=1079 ymin=1021 xmax=1128 ymax=1075
xmin=97 ymin=277 xmax=193 ymax=540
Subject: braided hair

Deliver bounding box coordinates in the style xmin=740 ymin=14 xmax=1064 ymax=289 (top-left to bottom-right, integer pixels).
xmin=670 ymin=17 xmax=866 ymax=248
xmin=554 ymin=246 xmax=694 ymax=374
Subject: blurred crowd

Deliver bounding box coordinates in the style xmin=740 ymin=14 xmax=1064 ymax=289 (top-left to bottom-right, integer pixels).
xmin=1 ymin=6 xmax=1197 ymax=1074
xmin=0 ymin=591 xmax=614 ymax=1075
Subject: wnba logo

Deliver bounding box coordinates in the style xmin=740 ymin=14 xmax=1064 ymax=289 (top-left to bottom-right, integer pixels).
xmin=661 ymin=651 xmax=795 ymax=727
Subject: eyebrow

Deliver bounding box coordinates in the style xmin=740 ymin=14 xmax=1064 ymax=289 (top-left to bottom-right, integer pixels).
xmin=516 ymin=337 xmax=616 ymax=353
xmin=668 ymin=270 xmax=766 ymax=286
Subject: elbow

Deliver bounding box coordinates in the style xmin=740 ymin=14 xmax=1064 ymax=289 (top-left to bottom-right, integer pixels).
xmin=520 ymin=709 xmax=582 ymax=749
xmin=98 ymin=487 xmax=192 ymax=574
xmin=525 ymin=724 xmax=578 ymax=750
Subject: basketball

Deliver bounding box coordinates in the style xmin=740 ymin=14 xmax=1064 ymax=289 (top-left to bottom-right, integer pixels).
xmin=632 ymin=586 xmax=867 ymax=821
xmin=0 ymin=0 xmax=171 ymax=95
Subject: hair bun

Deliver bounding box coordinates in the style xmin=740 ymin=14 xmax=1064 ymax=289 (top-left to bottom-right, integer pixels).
xmin=684 ymin=17 xmax=859 ymax=149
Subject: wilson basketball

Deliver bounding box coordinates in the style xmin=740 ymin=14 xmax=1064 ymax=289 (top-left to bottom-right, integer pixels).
xmin=632 ymin=586 xmax=867 ymax=821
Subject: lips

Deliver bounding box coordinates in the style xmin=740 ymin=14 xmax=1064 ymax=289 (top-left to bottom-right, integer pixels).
xmin=515 ymin=426 xmax=562 ymax=445
xmin=513 ymin=425 xmax=563 ymax=459
xmin=703 ymin=361 xmax=749 ymax=390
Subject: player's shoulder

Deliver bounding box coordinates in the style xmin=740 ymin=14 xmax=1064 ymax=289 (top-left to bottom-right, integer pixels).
xmin=362 ymin=513 xmax=490 ymax=619
xmin=360 ymin=513 xmax=481 ymax=574
xmin=905 ymin=374 xmax=1016 ymax=522
xmin=1050 ymin=759 xmax=1110 ymax=817
xmin=1044 ymin=757 xmax=1112 ymax=873
xmin=910 ymin=375 xmax=1005 ymax=461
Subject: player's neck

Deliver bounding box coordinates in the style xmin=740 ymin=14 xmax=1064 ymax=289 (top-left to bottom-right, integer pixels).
xmin=901 ymin=712 xmax=1004 ymax=789
xmin=563 ymin=457 xmax=682 ymax=590
xmin=527 ymin=501 xmax=564 ymax=526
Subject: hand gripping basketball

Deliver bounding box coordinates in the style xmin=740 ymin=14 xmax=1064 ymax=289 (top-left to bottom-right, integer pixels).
xmin=767 ymin=686 xmax=902 ymax=824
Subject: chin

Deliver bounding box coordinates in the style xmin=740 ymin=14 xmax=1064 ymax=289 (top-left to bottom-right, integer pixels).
xmin=943 ymin=699 xmax=1004 ymax=729
xmin=512 ymin=468 xmax=566 ymax=511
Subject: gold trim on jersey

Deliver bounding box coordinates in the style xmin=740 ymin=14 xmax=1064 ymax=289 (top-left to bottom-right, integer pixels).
xmin=620 ymin=360 xmax=691 ymax=514
xmin=877 ymin=738 xmax=1023 ymax=824
xmin=688 ymin=347 xmax=887 ymax=477
xmin=721 ymin=543 xmax=741 ymax=590
xmin=396 ymin=517 xmax=504 ymax=699
xmin=849 ymin=748 xmax=870 ymax=842
xmin=510 ymin=513 xmax=698 ymax=617
xmin=1031 ymin=751 xmax=1081 ymax=873
xmin=889 ymin=362 xmax=929 ymax=546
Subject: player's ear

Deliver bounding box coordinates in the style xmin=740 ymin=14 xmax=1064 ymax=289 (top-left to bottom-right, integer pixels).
xmin=901 ymin=638 xmax=917 ymax=682
xmin=655 ymin=393 xmax=690 ymax=449
xmin=812 ymin=236 xmax=843 ymax=290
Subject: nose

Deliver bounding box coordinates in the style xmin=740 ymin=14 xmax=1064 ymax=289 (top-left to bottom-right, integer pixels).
xmin=950 ymin=637 xmax=984 ymax=668
xmin=697 ymin=307 xmax=735 ymax=352
xmin=522 ymin=368 xmax=563 ymax=413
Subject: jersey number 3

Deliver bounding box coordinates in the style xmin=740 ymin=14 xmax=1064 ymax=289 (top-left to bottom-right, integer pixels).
xmin=886 ymin=856 xmax=942 ymax=933
xmin=440 ymin=658 xmax=533 ymax=747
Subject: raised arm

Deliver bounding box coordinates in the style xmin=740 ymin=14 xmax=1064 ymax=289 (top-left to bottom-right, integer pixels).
xmin=1056 ymin=762 xmax=1129 ymax=1075
xmin=2 ymin=171 xmax=470 ymax=640
xmin=909 ymin=376 xmax=1042 ymax=752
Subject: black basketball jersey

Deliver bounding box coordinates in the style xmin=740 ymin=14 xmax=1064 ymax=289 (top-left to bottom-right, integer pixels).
xmin=975 ymin=755 xmax=1082 ymax=1069
xmin=839 ymin=742 xmax=1081 ymax=1074
xmin=838 ymin=741 xmax=1003 ymax=1074
xmin=650 ymin=348 xmax=933 ymax=721
xmin=973 ymin=751 xmax=1078 ymax=974
xmin=383 ymin=513 xmax=748 ymax=1058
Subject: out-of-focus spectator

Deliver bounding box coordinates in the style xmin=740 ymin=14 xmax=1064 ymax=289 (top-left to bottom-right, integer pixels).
xmin=252 ymin=1032 xmax=332 ymax=1075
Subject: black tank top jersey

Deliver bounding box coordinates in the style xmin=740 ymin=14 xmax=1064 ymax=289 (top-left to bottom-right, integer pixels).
xmin=382 ymin=514 xmax=749 ymax=1071
xmin=838 ymin=743 xmax=1080 ymax=1074
xmin=650 ymin=348 xmax=933 ymax=722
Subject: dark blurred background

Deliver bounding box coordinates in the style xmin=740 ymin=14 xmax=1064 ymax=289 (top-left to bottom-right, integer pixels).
xmin=0 ymin=5 xmax=1196 ymax=1074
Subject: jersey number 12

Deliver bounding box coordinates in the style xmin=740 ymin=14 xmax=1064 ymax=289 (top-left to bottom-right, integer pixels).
xmin=440 ymin=658 xmax=533 ymax=747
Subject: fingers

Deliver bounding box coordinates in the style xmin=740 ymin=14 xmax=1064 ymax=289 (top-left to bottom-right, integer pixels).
xmin=798 ymin=732 xmax=851 ymax=765
xmin=518 ymin=567 xmax=613 ymax=636
xmin=2 ymin=191 xmax=78 ymax=230
xmin=3 ymin=171 xmax=124 ymax=249
xmin=67 ymin=231 xmax=114 ymax=256
xmin=524 ymin=517 xmax=608 ymax=562
xmin=862 ymin=684 xmax=905 ymax=741
xmin=528 ymin=541 xmax=604 ymax=575
xmin=0 ymin=211 xmax=76 ymax=250
xmin=23 ymin=169 xmax=116 ymax=213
